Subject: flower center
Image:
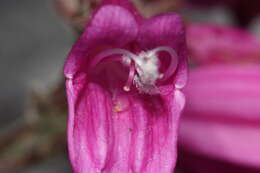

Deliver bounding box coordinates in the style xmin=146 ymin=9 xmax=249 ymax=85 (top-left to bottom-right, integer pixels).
xmin=90 ymin=46 xmax=178 ymax=94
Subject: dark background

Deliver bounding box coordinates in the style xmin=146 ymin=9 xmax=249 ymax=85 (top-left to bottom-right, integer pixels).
xmin=0 ymin=0 xmax=72 ymax=172
xmin=0 ymin=0 xmax=72 ymax=126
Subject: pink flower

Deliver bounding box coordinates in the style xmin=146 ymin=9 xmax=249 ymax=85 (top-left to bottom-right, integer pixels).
xmin=185 ymin=0 xmax=260 ymax=26
xmin=179 ymin=65 xmax=260 ymax=168
xmin=64 ymin=0 xmax=187 ymax=172
xmin=187 ymin=24 xmax=260 ymax=65
xmin=178 ymin=24 xmax=260 ymax=173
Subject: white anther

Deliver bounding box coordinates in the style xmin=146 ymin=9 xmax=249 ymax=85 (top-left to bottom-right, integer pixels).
xmin=123 ymin=86 xmax=130 ymax=92
xmin=122 ymin=55 xmax=131 ymax=66
xmin=133 ymin=50 xmax=161 ymax=94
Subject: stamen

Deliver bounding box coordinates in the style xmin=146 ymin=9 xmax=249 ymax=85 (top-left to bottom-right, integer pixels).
xmin=123 ymin=61 xmax=135 ymax=92
xmin=89 ymin=48 xmax=137 ymax=69
xmin=151 ymin=46 xmax=178 ymax=81
xmin=89 ymin=48 xmax=137 ymax=92
xmin=89 ymin=46 xmax=178 ymax=94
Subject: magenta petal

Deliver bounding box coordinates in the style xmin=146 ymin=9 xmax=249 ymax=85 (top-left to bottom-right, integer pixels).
xmin=137 ymin=14 xmax=188 ymax=89
xmin=101 ymin=0 xmax=143 ymax=23
xmin=66 ymin=73 xmax=185 ymax=173
xmin=179 ymin=65 xmax=260 ymax=168
xmin=187 ymin=24 xmax=260 ymax=65
xmin=65 ymin=2 xmax=187 ymax=172
xmin=64 ymin=4 xmax=138 ymax=78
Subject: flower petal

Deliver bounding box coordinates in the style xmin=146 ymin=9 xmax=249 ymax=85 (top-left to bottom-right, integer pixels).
xmin=187 ymin=24 xmax=260 ymax=65
xmin=66 ymin=73 xmax=185 ymax=173
xmin=179 ymin=65 xmax=260 ymax=168
xmin=101 ymin=0 xmax=143 ymax=23
xmin=137 ymin=14 xmax=188 ymax=89
xmin=184 ymin=65 xmax=260 ymax=121
xmin=64 ymin=4 xmax=138 ymax=78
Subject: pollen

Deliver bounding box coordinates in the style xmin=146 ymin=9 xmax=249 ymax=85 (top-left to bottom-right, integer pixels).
xmin=133 ymin=50 xmax=161 ymax=94
xmin=113 ymin=100 xmax=126 ymax=113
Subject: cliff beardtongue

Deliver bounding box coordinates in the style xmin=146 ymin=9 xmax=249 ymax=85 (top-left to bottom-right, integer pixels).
xmin=64 ymin=0 xmax=187 ymax=172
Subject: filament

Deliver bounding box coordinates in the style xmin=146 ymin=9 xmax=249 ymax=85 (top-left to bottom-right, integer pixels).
xmin=151 ymin=46 xmax=178 ymax=81
xmin=90 ymin=48 xmax=137 ymax=69
xmin=123 ymin=61 xmax=135 ymax=92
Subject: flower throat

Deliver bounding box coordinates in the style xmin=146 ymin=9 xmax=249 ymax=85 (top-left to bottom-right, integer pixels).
xmin=90 ymin=46 xmax=178 ymax=95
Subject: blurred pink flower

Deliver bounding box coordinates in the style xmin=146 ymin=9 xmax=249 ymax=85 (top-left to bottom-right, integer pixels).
xmin=64 ymin=0 xmax=187 ymax=172
xmin=179 ymin=24 xmax=260 ymax=173
xmin=185 ymin=0 xmax=260 ymax=26
xmin=187 ymin=24 xmax=260 ymax=65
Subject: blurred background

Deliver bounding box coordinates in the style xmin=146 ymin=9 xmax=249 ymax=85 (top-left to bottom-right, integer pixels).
xmin=0 ymin=0 xmax=260 ymax=172
xmin=0 ymin=0 xmax=73 ymax=172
